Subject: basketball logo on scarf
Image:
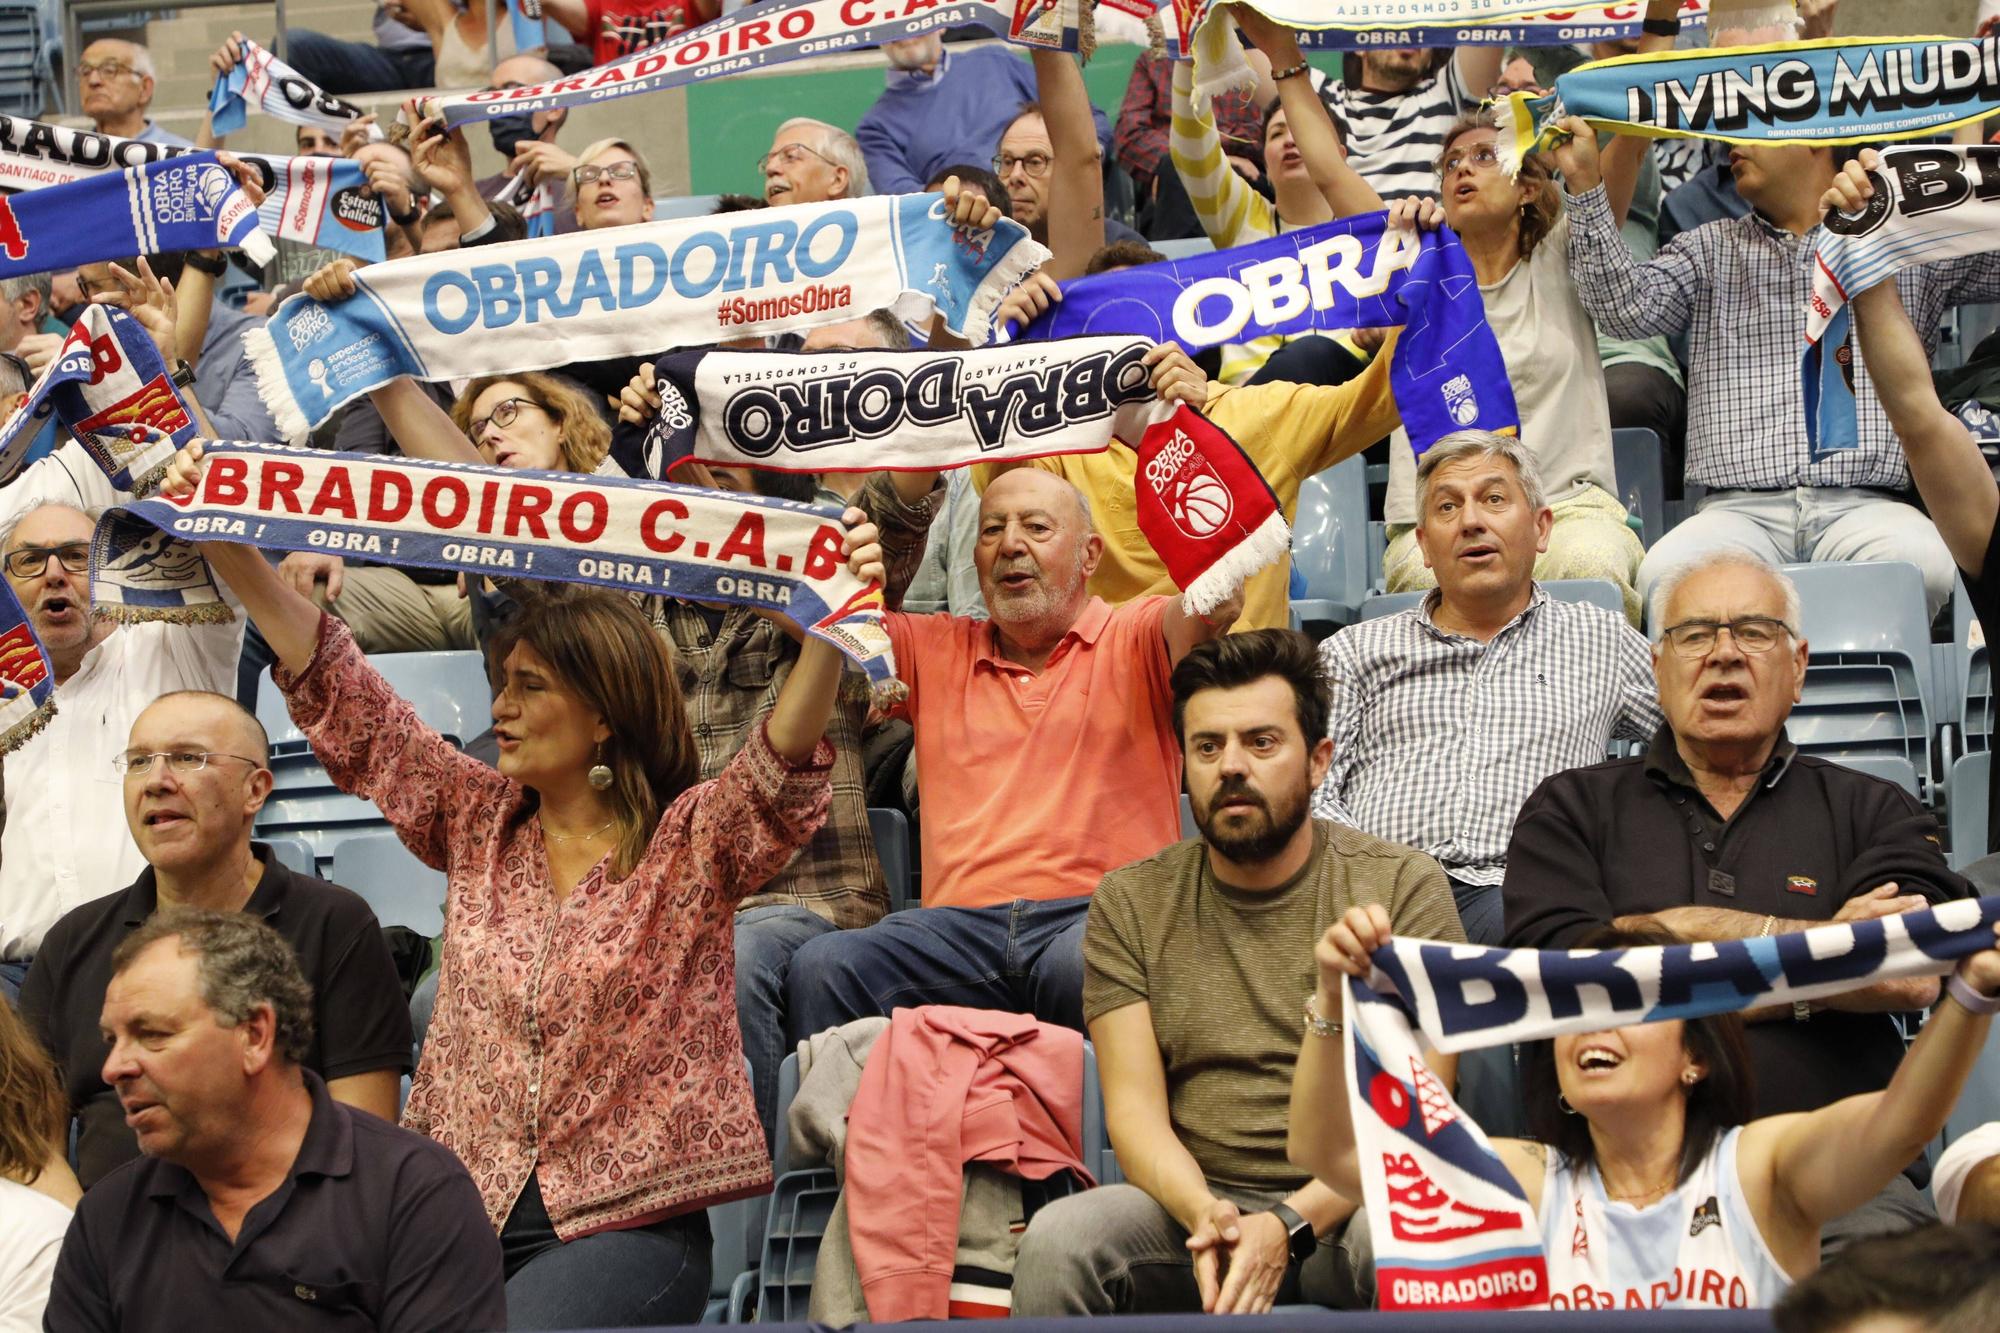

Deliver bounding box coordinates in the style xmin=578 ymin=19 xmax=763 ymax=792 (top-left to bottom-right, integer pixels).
xmin=1143 ymin=425 xmax=1231 ymax=539
xmin=1131 ymin=406 xmax=1291 ymax=616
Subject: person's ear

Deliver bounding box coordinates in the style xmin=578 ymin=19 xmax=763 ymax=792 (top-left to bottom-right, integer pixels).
xmin=238 ymin=1002 xmax=278 ymax=1076
xmin=1307 ymin=735 xmax=1334 ymax=791
xmin=1079 ymin=531 xmax=1104 ymax=580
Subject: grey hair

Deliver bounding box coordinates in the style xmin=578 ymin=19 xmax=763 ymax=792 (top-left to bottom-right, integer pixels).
xmin=776 ymin=117 xmax=871 ymax=198
xmin=111 ymin=908 xmax=316 ymax=1066
xmin=1648 ymin=548 xmax=1803 ymax=645
xmin=0 ymin=273 xmax=50 ymax=308
xmin=1414 ymin=429 xmax=1548 ymax=514
xmin=861 ymin=309 xmax=910 ymax=349
xmin=1 ymin=498 xmax=105 ymax=549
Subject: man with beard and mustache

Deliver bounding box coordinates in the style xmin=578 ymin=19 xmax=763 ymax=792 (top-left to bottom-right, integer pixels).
xmin=785 ymin=465 xmax=1230 ymax=1044
xmin=0 ymin=502 xmax=243 ymax=1003
xmin=1010 ymin=629 xmax=1462 ymax=1317
xmin=1312 ymin=432 xmax=1662 ymax=946
xmin=1318 ymin=44 xmax=1500 ymax=203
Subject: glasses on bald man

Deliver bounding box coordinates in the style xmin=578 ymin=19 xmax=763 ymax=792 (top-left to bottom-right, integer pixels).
xmin=1658 ymin=617 xmax=1794 ymax=659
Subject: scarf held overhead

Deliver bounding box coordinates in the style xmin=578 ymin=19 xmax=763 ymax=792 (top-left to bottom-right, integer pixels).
xmin=632 ymin=339 xmax=1288 ymax=612
xmin=208 ymin=37 xmax=366 ymax=136
xmin=245 ymin=192 xmax=1048 ymax=440
xmin=0 ymin=151 xmax=273 ymax=279
xmin=1017 ymin=212 xmax=1519 ymax=452
xmin=429 ymin=0 xmax=1087 ymax=130
xmin=0 ymin=304 xmax=200 ymax=491
xmin=1802 ymin=145 xmax=2000 ymax=454
xmin=1496 ymin=36 xmax=2000 ymax=176
xmin=0 ymin=578 xmax=53 ymax=754
xmin=1346 ymin=896 xmax=2000 ymax=1312
xmin=94 ymin=443 xmax=895 ymax=679
xmin=0 ymin=115 xmax=383 ymax=262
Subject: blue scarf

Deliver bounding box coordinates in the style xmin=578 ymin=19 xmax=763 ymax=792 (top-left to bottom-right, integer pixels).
xmin=0 ymin=580 xmax=53 ymax=754
xmin=0 ymin=151 xmax=272 ymax=279
xmin=0 ymin=305 xmax=199 ymax=490
xmin=1019 ymin=212 xmax=1520 ymax=452
xmin=209 ymin=37 xmax=365 ymax=137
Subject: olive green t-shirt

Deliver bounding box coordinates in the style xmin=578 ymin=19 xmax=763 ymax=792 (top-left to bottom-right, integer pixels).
xmin=1083 ymin=820 xmax=1463 ymax=1192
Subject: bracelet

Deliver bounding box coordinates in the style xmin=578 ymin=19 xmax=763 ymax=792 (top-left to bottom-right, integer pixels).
xmin=169 ymin=359 xmax=197 ymax=390
xmin=183 ymin=251 xmax=227 ymax=278
xmin=1950 ymin=971 xmax=2000 ymax=1016
xmin=388 ymin=198 xmax=422 ymax=225
xmin=1270 ymin=60 xmax=1311 ymax=82
xmin=1640 ymin=17 xmax=1681 ymax=36
xmin=1303 ymin=992 xmax=1342 ymax=1037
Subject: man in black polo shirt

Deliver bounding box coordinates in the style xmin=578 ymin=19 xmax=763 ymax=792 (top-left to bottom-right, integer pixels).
xmin=1503 ymin=549 xmax=1967 ymax=1253
xmin=20 ymin=690 xmax=410 ymax=1187
xmin=44 ymin=908 xmax=503 ymax=1331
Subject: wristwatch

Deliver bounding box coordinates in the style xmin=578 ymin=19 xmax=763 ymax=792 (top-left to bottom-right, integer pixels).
xmin=183 ymin=251 xmax=227 ymax=278
xmin=388 ymin=196 xmax=423 ymax=226
xmin=168 ymin=359 xmax=197 ymax=390
xmin=1267 ymin=1202 xmax=1317 ymax=1265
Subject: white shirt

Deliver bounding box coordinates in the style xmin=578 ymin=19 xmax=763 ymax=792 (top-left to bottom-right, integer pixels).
xmin=1932 ymin=1121 xmax=2000 ymax=1224
xmin=0 ymin=1179 xmax=70 ymax=1333
xmin=0 ymin=445 xmax=244 ymax=961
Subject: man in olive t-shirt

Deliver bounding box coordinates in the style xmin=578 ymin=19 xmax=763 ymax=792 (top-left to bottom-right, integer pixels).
xmin=1013 ymin=630 xmax=1464 ymax=1317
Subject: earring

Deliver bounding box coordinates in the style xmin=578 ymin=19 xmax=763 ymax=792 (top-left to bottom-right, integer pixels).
xmin=1558 ymin=1094 xmax=1579 ymax=1116
xmin=1681 ymin=1071 xmax=1699 ymax=1087
xmin=587 ymin=741 xmax=613 ymax=792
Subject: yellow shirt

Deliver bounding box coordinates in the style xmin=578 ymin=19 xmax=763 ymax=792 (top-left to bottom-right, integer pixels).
xmin=974 ymin=336 xmax=1402 ymax=631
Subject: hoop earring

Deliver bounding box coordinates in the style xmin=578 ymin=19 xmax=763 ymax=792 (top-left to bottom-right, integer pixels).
xmin=587 ymin=741 xmax=613 ymax=792
xmin=1558 ymin=1094 xmax=1579 ymax=1116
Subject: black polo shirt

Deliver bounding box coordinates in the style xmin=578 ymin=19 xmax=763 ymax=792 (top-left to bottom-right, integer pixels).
xmin=1502 ymin=726 xmax=1969 ymax=1123
xmin=1963 ymin=514 xmax=2000 ymax=647
xmin=19 ymin=844 xmax=413 ymax=1187
xmin=43 ymin=1070 xmax=506 ymax=1332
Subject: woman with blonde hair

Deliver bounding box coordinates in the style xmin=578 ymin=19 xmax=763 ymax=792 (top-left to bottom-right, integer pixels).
xmin=0 ymin=998 xmax=75 ymax=1328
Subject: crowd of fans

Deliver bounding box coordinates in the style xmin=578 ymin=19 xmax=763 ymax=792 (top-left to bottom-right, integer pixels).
xmin=8 ymin=0 xmax=2000 ymax=1330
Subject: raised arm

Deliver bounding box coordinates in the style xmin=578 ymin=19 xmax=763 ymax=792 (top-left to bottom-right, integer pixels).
xmin=1233 ymin=8 xmax=1381 ymax=220
xmin=1550 ymin=121 xmax=1706 ymax=340
xmin=1169 ymin=60 xmax=1274 ymax=248
xmin=1750 ymin=923 xmax=2000 ymax=1237
xmin=764 ymin=509 xmax=882 ymax=765
xmin=1031 ymin=47 xmax=1107 ymax=280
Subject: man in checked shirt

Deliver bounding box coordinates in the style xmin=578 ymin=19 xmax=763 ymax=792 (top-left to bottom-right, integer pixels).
xmin=1309 ymin=432 xmax=1663 ymax=946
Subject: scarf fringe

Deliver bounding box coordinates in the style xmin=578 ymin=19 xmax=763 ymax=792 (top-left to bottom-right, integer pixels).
xmin=91 ymin=599 xmax=236 ymax=627
xmin=0 ymin=697 xmax=53 ymax=756
xmin=1143 ymin=8 xmax=1165 ymax=59
xmin=1494 ymin=91 xmax=1540 ymax=179
xmin=1075 ymin=0 xmax=1095 ymax=62
xmin=1180 ymin=508 xmax=1290 ymax=617
xmin=244 ymin=322 xmax=312 ymax=444
xmin=962 ymin=235 xmax=1055 ymax=345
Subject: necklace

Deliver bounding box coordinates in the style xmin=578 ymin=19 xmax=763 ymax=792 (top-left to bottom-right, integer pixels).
xmin=1605 ymin=1175 xmax=1678 ymax=1205
xmin=542 ymin=816 xmax=615 ymax=843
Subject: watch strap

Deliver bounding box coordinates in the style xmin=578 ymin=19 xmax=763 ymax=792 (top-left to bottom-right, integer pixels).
xmin=183 ymin=251 xmax=227 ymax=277
xmin=1266 ymin=1202 xmax=1315 ymax=1264
xmin=169 ymin=359 xmax=197 ymax=389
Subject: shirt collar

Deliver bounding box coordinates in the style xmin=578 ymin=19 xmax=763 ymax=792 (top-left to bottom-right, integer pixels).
xmin=1643 ymin=723 xmax=1797 ymax=792
xmin=975 ymin=596 xmax=1112 ymax=668
xmin=885 ymin=46 xmax=949 ymax=89
xmin=144 ymin=1070 xmax=352 ymax=1205
xmin=118 ymin=845 xmax=291 ymax=929
xmin=1416 ymin=583 xmax=1549 ymax=642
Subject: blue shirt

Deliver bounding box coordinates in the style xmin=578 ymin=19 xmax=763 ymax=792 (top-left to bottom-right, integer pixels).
xmin=197 ymin=303 xmax=283 ymax=442
xmin=856 ymin=45 xmax=1112 ymax=198
xmin=134 ymin=120 xmax=192 ymax=147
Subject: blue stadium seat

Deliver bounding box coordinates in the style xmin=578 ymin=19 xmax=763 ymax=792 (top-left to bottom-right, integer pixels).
xmin=0 ymin=2 xmax=42 ymax=118
xmin=255 ymin=652 xmax=492 ymax=750
xmin=653 ymin=193 xmax=724 ymax=221
xmin=328 ymin=832 xmax=447 ymax=937
xmin=1783 ymin=562 xmax=1936 ymax=787
xmin=1360 ymin=579 xmax=1625 ymax=622
xmin=868 ymin=808 xmax=913 ymax=913
xmin=1950 ymin=751 xmax=1990 ymax=870
xmin=1830 ymin=754 xmax=1922 ymax=801
xmin=1611 ymin=427 xmax=1665 ymax=544
xmin=1289 ymin=456 xmax=1370 ymax=635
xmin=1958 ymin=580 xmax=1991 ymax=753
xmin=705 ymin=1057 xmax=766 ymax=1323
xmin=1151 ymin=235 xmax=1215 ymax=260
xmin=258 ymin=834 xmax=318 ymax=878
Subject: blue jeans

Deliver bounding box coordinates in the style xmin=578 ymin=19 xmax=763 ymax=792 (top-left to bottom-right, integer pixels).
xmin=734 ymin=904 xmax=836 ymax=1155
xmin=0 ymin=960 xmax=26 ymax=1007
xmin=784 ymin=897 xmax=1091 ymax=1046
xmin=1448 ymin=878 xmax=1505 ymax=948
xmin=502 ymin=1174 xmax=712 ymax=1329
xmin=286 ymin=30 xmax=434 ymax=94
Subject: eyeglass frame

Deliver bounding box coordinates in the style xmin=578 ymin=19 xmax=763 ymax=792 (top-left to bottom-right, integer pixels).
xmin=572 ymin=159 xmax=641 ymax=188
xmin=992 ymin=150 xmax=1054 ymax=179
xmin=112 ymin=750 xmax=267 ymax=779
xmin=76 ymin=59 xmax=143 ymax=82
xmin=757 ymin=142 xmax=835 ymax=176
xmin=1436 ymin=144 xmax=1503 ymax=178
xmin=467 ymin=397 xmax=547 ymax=440
xmin=3 ymin=542 xmax=91 ymax=579
xmin=1656 ymin=616 xmax=1797 ymax=659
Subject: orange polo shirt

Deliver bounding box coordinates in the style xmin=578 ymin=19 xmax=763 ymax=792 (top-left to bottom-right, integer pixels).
xmin=886 ymin=595 xmax=1182 ymax=910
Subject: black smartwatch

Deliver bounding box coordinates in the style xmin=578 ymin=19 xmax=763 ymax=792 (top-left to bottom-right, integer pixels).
xmin=1266 ymin=1202 xmax=1317 ymax=1265
xmin=183 ymin=251 xmax=227 ymax=278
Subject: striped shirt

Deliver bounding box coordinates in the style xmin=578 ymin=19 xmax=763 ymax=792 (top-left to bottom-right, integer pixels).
xmin=1310 ymin=586 xmax=1662 ymax=885
xmin=1318 ymin=62 xmax=1476 ymax=204
xmin=1567 ymin=182 xmax=2000 ymax=491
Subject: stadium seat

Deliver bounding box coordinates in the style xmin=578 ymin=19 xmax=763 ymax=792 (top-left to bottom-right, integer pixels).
xmin=704 ymin=1057 xmax=766 ymax=1324
xmin=1830 ymin=754 xmax=1922 ymax=801
xmin=868 ymin=807 xmax=914 ymax=913
xmin=653 ymin=193 xmax=724 ymax=220
xmin=1950 ymin=751 xmax=1990 ymax=870
xmin=1782 ymin=562 xmax=1936 ymax=787
xmin=1289 ymin=456 xmax=1370 ymax=636
xmin=1359 ymin=579 xmax=1626 ymax=622
xmin=1958 ymin=579 xmax=1991 ymax=753
xmin=1611 ymin=427 xmax=1665 ymax=544
xmin=258 ymin=834 xmax=318 ymax=878
xmin=254 ymin=652 xmax=492 ymax=751
xmin=1151 ymin=235 xmax=1215 ymax=260
xmin=0 ymin=2 xmax=40 ymax=117
xmin=327 ymin=832 xmax=447 ymax=937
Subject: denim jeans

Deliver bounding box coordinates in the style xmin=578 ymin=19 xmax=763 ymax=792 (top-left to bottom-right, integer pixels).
xmin=783 ymin=896 xmax=1091 ymax=1046
xmin=1447 ymin=878 xmax=1505 ymax=948
xmin=734 ymin=904 xmax=837 ymax=1154
xmin=286 ymin=31 xmax=435 ymax=95
xmin=501 ymin=1174 xmax=712 ymax=1329
xmin=0 ymin=960 xmax=25 ymax=1007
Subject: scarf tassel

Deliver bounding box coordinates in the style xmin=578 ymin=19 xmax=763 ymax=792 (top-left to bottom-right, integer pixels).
xmin=1180 ymin=507 xmax=1290 ymax=618
xmin=0 ymin=697 xmax=53 ymax=756
xmin=90 ymin=600 xmax=237 ymax=628
xmin=243 ymin=327 xmax=314 ymax=444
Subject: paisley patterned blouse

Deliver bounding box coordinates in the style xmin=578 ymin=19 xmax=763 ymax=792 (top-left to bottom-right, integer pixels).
xmin=278 ymin=615 xmax=832 ymax=1238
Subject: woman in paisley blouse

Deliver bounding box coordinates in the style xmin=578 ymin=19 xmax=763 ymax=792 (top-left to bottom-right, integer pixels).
xmin=162 ymin=441 xmax=883 ymax=1329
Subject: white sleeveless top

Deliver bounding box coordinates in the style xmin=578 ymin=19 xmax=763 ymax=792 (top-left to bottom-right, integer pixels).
xmin=1538 ymin=1127 xmax=1792 ymax=1311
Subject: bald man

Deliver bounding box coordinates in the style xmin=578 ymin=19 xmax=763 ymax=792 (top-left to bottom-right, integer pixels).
xmin=19 ymin=690 xmax=412 ymax=1187
xmin=79 ymin=39 xmax=187 ymax=145
xmin=785 ymin=467 xmax=1236 ymax=1043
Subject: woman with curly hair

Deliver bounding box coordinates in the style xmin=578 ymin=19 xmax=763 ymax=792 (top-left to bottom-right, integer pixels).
xmin=0 ymin=997 xmax=75 ymax=1327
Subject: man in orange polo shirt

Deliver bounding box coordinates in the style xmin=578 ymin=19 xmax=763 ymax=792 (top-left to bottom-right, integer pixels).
xmin=785 ymin=467 xmax=1234 ymax=1039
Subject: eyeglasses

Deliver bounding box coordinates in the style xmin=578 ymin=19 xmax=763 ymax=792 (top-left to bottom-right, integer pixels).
xmin=77 ymin=60 xmax=140 ymax=82
xmin=112 ymin=750 xmax=264 ymax=779
xmin=572 ymin=160 xmax=640 ymax=188
xmin=757 ymin=142 xmax=833 ymax=176
xmin=993 ymin=151 xmax=1053 ymax=179
xmin=1437 ymin=145 xmax=1502 ymax=178
xmin=1659 ymin=617 xmax=1794 ymax=659
xmin=467 ymin=397 xmax=546 ymax=440
xmin=3 ymin=542 xmax=90 ymax=579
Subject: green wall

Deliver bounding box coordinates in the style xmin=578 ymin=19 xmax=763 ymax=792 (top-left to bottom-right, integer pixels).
xmin=682 ymin=46 xmax=1343 ymax=197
